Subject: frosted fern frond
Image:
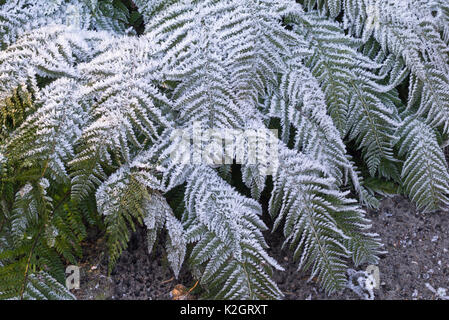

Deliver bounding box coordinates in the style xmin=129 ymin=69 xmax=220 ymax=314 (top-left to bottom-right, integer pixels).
xmin=184 ymin=166 xmax=283 ymax=300
xmin=395 ymin=117 xmax=449 ymax=212
xmin=144 ymin=192 xmax=186 ymax=278
xmin=292 ymin=13 xmax=401 ymax=134
xmin=270 ymin=146 xmax=349 ymax=294
xmin=301 ymin=0 xmax=449 ymax=43
xmin=0 ymin=0 xmax=131 ymax=47
xmin=300 ymin=0 xmax=343 ymax=18
xmin=269 ymin=144 xmax=382 ymax=294
xmin=291 ymin=13 xmax=401 ymax=177
xmin=88 ymin=0 xmax=134 ymax=35
xmin=8 ymin=184 xmax=38 ymax=246
xmin=0 ymin=0 xmax=77 ymax=48
xmin=96 ymin=164 xmax=151 ymax=270
xmin=148 ymin=10 xmax=248 ymax=127
xmin=0 ymin=25 xmax=110 ymax=103
xmin=407 ymin=69 xmax=449 ymax=132
xmin=146 ymin=0 xmax=305 ymax=127
xmin=130 ymin=129 xmax=199 ymax=193
xmin=79 ymin=35 xmax=173 ymax=143
xmin=366 ymin=1 xmax=449 ymax=133
xmin=12 ymin=271 xmax=75 ymax=300
xmin=214 ymin=0 xmax=305 ymax=108
xmin=165 ymin=35 xmax=247 ymax=128
xmin=238 ymin=125 xmax=280 ymax=200
xmin=305 ymin=0 xmax=449 ymax=133
xmin=168 ymin=120 xmax=280 ymax=199
xmin=436 ymin=0 xmax=449 ymax=44
xmin=133 ymin=0 xmax=179 ymax=23
xmin=96 ymin=164 xmax=186 ymax=275
xmin=6 ymin=79 xmax=86 ymax=184
xmin=267 ymin=58 xmax=363 ymax=193
xmin=266 ymin=56 xmax=379 ymax=209
xmin=70 ymin=36 xmax=173 ymax=202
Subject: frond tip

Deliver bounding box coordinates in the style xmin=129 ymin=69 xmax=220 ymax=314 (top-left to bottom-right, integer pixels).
xmin=270 ymin=145 xmax=383 ymax=294
xmin=396 ymin=118 xmax=449 ymax=212
xmin=185 ymin=166 xmax=284 ymax=300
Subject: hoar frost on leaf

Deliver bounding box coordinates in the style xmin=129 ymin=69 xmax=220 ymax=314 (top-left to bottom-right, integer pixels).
xmin=2 ymin=0 xmax=449 ymax=300
xmin=143 ymin=192 xmax=186 ymax=278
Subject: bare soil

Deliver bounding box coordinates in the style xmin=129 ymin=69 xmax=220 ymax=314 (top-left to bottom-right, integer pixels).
xmin=73 ymin=195 xmax=449 ymax=300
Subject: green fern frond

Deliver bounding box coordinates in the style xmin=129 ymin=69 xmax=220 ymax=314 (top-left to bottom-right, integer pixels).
xmin=185 ymin=166 xmax=284 ymax=300
xmin=396 ymin=117 xmax=449 ymax=212
xmin=270 ymin=145 xmax=382 ymax=294
xmin=0 ymin=179 xmax=79 ymax=300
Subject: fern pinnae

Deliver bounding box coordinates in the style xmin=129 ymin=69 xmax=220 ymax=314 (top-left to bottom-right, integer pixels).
xmin=396 ymin=117 xmax=449 ymax=212
xmin=3 ymin=0 xmax=449 ymax=301
xmin=6 ymin=78 xmax=86 ymax=184
xmin=184 ymin=165 xmax=283 ymax=300
xmin=270 ymin=144 xmax=382 ymax=294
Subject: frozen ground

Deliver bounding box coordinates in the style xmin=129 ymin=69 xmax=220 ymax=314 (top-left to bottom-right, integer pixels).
xmin=73 ymin=195 xmax=449 ymax=300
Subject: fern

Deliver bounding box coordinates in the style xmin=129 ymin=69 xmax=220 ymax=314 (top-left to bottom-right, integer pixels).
xmin=270 ymin=144 xmax=382 ymax=294
xmin=96 ymin=164 xmax=186 ymax=276
xmin=0 ymin=179 xmax=78 ymax=299
xmin=6 ymin=78 xmax=86 ymax=184
xmin=184 ymin=165 xmax=284 ymax=299
xmin=1 ymin=0 xmax=449 ymax=300
xmin=396 ymin=117 xmax=449 ymax=212
xmin=291 ymin=12 xmax=401 ymax=177
xmin=0 ymin=0 xmax=131 ymax=48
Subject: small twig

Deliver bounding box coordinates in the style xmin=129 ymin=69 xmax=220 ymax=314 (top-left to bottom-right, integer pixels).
xmin=160 ymin=277 xmax=174 ymax=284
xmin=188 ymin=280 xmax=199 ymax=293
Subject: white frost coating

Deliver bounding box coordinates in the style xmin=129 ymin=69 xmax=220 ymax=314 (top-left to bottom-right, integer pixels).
xmin=143 ymin=192 xmax=186 ymax=278
xmin=184 ymin=165 xmax=284 ymax=299
xmin=346 ymin=268 xmax=375 ymax=300
xmin=0 ymin=151 xmax=5 ymax=166
xmin=165 ymin=211 xmax=186 ymax=278
xmin=2 ymin=0 xmax=448 ymax=301
xmin=0 ymin=0 xmax=130 ymax=47
xmin=96 ymin=166 xmax=187 ymax=278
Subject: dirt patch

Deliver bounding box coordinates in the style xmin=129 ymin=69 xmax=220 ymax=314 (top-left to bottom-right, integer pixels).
xmin=73 ymin=228 xmax=194 ymax=300
xmin=73 ymin=195 xmax=449 ymax=300
xmin=268 ymin=195 xmax=449 ymax=300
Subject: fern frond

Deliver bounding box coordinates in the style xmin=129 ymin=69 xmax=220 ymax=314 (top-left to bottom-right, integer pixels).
xmin=96 ymin=164 xmax=186 ymax=275
xmin=270 ymin=144 xmax=382 ymax=294
xmin=0 ymin=0 xmax=131 ymax=48
xmin=144 ymin=192 xmax=186 ymax=277
xmin=396 ymin=117 xmax=449 ymax=212
xmin=291 ymin=13 xmax=401 ymax=177
xmin=133 ymin=0 xmax=179 ymax=24
xmin=267 ymin=57 xmax=363 ymax=193
xmin=0 ymin=179 xmax=79 ymax=300
xmin=146 ymin=0 xmax=305 ymax=128
xmin=6 ymin=78 xmax=86 ymax=184
xmin=184 ymin=165 xmax=283 ymax=300
xmin=96 ymin=165 xmax=148 ymax=270
xmin=3 ymin=271 xmax=75 ymax=300
xmin=0 ymin=25 xmax=109 ymax=103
